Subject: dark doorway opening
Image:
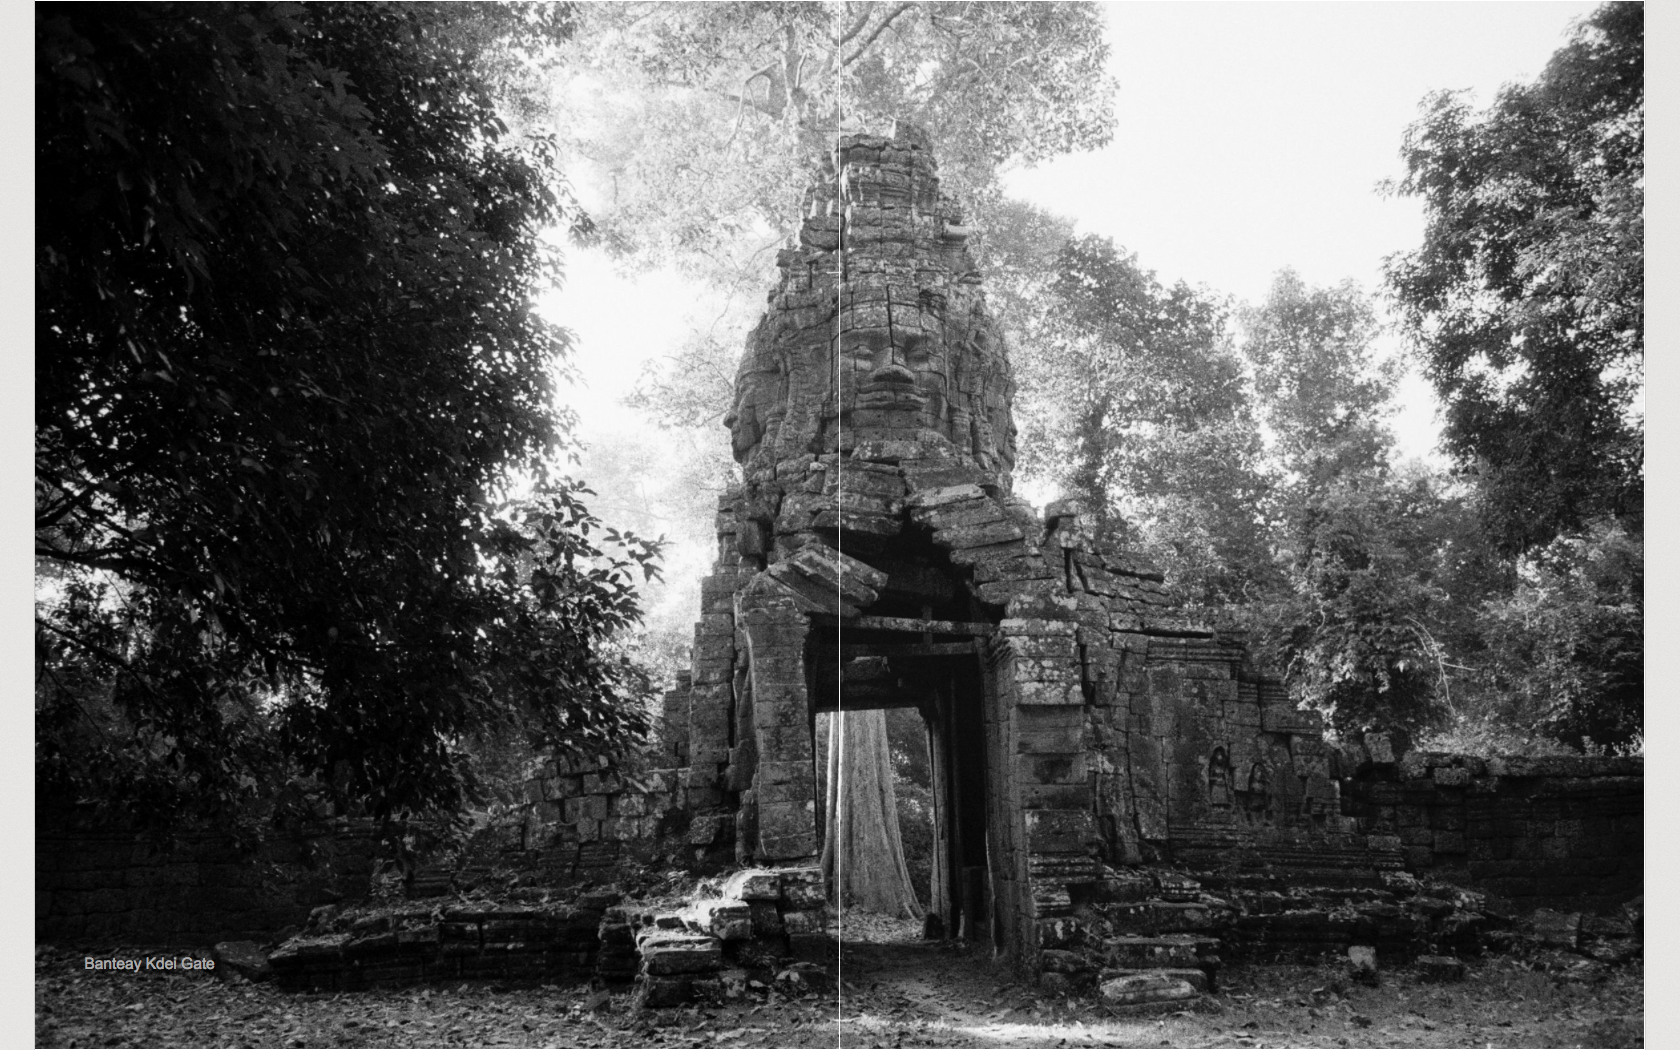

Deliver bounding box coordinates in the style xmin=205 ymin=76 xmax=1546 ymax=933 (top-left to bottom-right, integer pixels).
xmin=809 ymin=634 xmax=996 ymax=950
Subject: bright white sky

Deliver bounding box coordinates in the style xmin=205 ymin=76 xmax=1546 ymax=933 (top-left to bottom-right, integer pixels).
xmin=544 ymin=2 xmax=1599 ymax=473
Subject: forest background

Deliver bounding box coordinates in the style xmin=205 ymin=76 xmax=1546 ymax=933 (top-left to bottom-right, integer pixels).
xmin=25 ymin=1 xmax=1661 ymax=936
xmin=549 ymin=2 xmax=1645 ymax=757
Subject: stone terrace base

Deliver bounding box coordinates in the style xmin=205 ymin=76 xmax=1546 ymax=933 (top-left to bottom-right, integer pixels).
xmin=269 ymin=867 xmax=834 ymax=1006
xmin=263 ymin=858 xmax=1648 ymax=1010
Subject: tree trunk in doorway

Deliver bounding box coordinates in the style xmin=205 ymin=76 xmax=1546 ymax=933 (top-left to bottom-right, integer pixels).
xmin=819 ymin=708 xmax=923 ymax=919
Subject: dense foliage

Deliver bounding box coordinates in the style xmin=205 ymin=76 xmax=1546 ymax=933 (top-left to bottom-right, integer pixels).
xmin=1004 ymin=6 xmax=1643 ymax=752
xmin=1013 ymin=236 xmax=1276 ymax=610
xmin=1385 ymin=2 xmax=1642 ymax=556
xmin=36 ymin=3 xmax=660 ymax=825
xmin=565 ymin=2 xmax=1116 ymax=429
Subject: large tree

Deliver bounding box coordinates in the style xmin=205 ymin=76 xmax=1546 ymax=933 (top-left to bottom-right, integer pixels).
xmin=563 ymin=2 xmax=1116 ymax=428
xmin=1013 ymin=235 xmax=1276 ymax=611
xmin=1231 ymin=273 xmax=1458 ymax=738
xmin=36 ymin=3 xmax=659 ymax=825
xmin=558 ymin=2 xmax=1113 ymax=269
xmin=1241 ymin=270 xmax=1399 ymax=489
xmin=1384 ymin=2 xmax=1642 ymax=555
xmin=819 ymin=709 xmax=923 ymax=920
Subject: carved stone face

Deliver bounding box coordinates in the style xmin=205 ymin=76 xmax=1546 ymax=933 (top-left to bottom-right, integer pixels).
xmin=726 ymin=131 xmax=1016 ymax=484
xmin=839 ymin=307 xmax=951 ymax=428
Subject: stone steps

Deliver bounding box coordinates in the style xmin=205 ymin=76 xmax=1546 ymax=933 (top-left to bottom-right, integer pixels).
xmin=1102 ymin=965 xmax=1210 ymax=993
xmin=1099 ymin=899 xmax=1236 ymax=934
xmin=630 ymin=866 xmax=833 ymax=1008
xmin=1071 ymin=871 xmax=1231 ymax=1006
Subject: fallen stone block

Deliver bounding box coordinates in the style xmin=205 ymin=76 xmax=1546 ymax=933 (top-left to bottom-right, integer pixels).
xmin=747 ymin=900 xmax=785 ymax=938
xmin=1039 ymin=949 xmax=1088 ymax=974
xmin=1348 ymin=945 xmax=1379 ymax=986
xmin=1100 ymin=967 xmax=1209 ymax=993
xmin=774 ymin=961 xmax=832 ymax=996
xmin=687 ymin=899 xmax=753 ymax=941
xmin=636 ymin=930 xmax=722 ymax=976
xmin=636 ymin=974 xmax=693 ymax=1009
xmin=778 ymin=868 xmax=827 ymax=910
xmin=1528 ymin=908 xmax=1581 ymax=949
xmin=1104 ymin=936 xmax=1216 ymax=969
xmin=1150 ymin=871 xmax=1201 ymax=902
xmin=724 ymin=869 xmax=781 ymax=901
xmin=1415 ymin=954 xmax=1466 ymax=982
xmin=781 ymin=908 xmax=826 ymax=935
xmin=1100 ymin=972 xmax=1197 ymax=1006
xmin=214 ymin=941 xmax=273 ymax=982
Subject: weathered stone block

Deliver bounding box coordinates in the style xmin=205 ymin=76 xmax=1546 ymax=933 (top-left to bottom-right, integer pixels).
xmin=1100 ymin=972 xmax=1197 ymax=1006
xmin=1015 ymin=678 xmax=1084 ymax=706
xmin=1427 ymin=766 xmax=1469 ymax=787
xmin=637 ymin=930 xmax=723 ymax=975
xmin=781 ymin=908 xmax=826 ymax=935
xmin=1016 ymin=705 xmax=1085 ymax=753
xmin=723 ymin=869 xmax=781 ymax=901
xmin=1024 ymin=809 xmax=1098 ymax=852
xmin=688 ymin=900 xmax=753 ymax=942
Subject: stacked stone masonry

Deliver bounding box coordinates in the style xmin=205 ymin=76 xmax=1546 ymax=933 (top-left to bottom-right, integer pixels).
xmin=1341 ymin=751 xmax=1642 ymax=914
xmin=37 ymin=821 xmax=381 ymax=945
xmin=269 ymin=887 xmax=624 ymax=991
xmin=637 ymin=125 xmax=1419 ymax=987
xmin=267 ymin=868 xmax=834 ymax=1003
xmin=511 ymin=750 xmax=691 ymax=854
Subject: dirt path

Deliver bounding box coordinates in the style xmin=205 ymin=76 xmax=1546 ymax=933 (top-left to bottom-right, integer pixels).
xmin=36 ymin=940 xmax=1641 ymax=1049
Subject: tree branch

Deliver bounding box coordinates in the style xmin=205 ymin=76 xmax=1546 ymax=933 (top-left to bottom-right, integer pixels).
xmin=713 ymin=89 xmax=782 ymax=123
xmin=835 ymin=7 xmax=874 ymax=47
xmin=842 ymin=3 xmax=916 ymax=68
xmin=724 ymin=62 xmax=782 ymax=148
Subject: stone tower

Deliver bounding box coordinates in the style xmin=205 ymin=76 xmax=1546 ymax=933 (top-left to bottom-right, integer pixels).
xmin=659 ymin=125 xmax=1377 ymax=972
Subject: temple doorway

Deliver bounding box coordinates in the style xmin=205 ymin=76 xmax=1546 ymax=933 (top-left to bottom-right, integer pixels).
xmin=810 ymin=641 xmax=999 ymax=952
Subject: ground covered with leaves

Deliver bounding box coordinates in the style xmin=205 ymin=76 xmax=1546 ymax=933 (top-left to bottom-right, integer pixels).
xmin=37 ymin=936 xmax=1642 ymax=1049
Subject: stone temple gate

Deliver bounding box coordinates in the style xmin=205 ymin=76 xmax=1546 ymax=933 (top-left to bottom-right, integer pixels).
xmin=255 ymin=127 xmax=1639 ymax=999
xmin=656 ymin=124 xmax=1373 ymax=972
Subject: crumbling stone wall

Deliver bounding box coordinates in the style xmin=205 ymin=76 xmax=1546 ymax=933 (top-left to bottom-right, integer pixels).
xmin=510 ymin=751 xmax=689 ymax=854
xmin=1342 ymin=752 xmax=1642 ymax=913
xmin=267 ymin=867 xmax=836 ymax=1002
xmin=37 ymin=820 xmax=381 ymax=945
xmin=269 ymin=887 xmax=623 ymax=991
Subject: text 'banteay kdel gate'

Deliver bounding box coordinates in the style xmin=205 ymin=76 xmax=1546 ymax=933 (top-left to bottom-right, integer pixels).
xmin=659 ymin=124 xmax=1365 ymax=970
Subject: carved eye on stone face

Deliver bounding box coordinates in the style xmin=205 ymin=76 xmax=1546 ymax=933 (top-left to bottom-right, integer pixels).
xmin=839 ymin=328 xmax=891 ymax=371
xmin=900 ymin=332 xmax=932 ymax=369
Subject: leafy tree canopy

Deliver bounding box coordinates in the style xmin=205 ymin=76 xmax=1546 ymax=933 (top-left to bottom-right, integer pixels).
xmin=559 ymin=2 xmax=1114 ymax=271
xmin=1241 ymin=270 xmax=1399 ymax=488
xmin=36 ymin=3 xmax=659 ymax=826
xmin=1013 ymin=235 xmax=1276 ymax=609
xmin=1252 ymin=468 xmax=1456 ymax=740
xmin=1384 ymin=1 xmax=1642 ymax=555
xmin=558 ymin=3 xmax=1115 ymax=432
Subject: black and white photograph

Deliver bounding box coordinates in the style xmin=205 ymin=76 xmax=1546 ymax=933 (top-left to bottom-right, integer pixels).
xmin=34 ymin=3 xmax=1650 ymax=1047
